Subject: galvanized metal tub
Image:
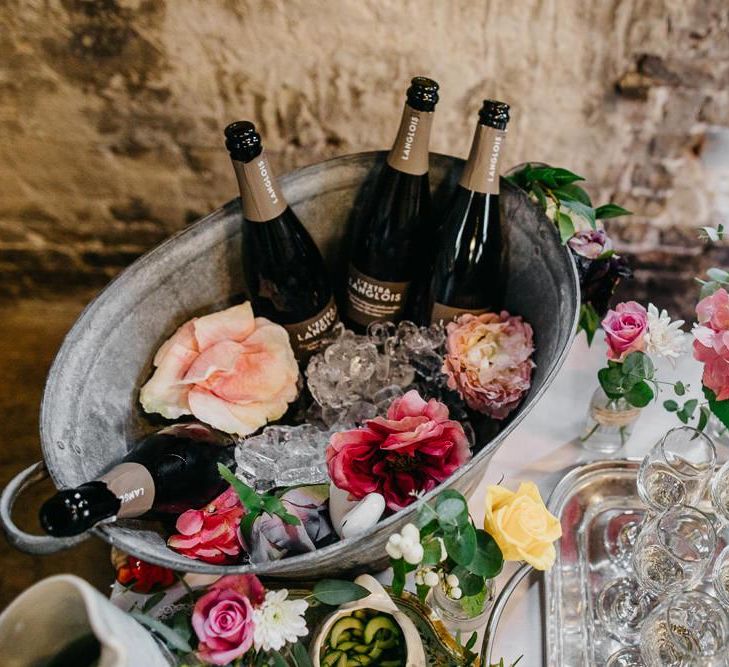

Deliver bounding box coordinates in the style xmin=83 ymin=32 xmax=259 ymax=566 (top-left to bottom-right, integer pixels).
xmin=1 ymin=152 xmax=579 ymax=578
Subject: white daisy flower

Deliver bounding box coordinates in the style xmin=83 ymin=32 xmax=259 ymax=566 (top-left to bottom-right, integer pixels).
xmin=253 ymin=589 xmax=308 ymax=652
xmin=645 ymin=303 xmax=686 ymax=365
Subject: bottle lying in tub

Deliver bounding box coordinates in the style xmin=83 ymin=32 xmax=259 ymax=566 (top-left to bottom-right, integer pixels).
xmin=39 ymin=423 xmax=233 ymax=537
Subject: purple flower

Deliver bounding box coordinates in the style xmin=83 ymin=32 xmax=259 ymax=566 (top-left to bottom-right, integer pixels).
xmin=568 ymin=229 xmax=610 ymax=259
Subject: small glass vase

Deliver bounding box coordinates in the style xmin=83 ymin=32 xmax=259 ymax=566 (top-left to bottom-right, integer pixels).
xmin=581 ymin=387 xmax=641 ymax=453
xmin=430 ymin=580 xmax=495 ymax=633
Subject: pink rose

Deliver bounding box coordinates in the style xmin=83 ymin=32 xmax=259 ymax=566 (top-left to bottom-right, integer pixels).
xmin=443 ymin=312 xmax=535 ymax=419
xmin=601 ymin=301 xmax=648 ymax=361
xmin=140 ymin=302 xmax=299 ymax=436
xmin=694 ymin=289 xmax=729 ymax=401
xmin=192 ymin=575 xmax=263 ymax=665
xmin=168 ymin=487 xmax=244 ymax=564
xmin=326 ymin=390 xmax=471 ymax=512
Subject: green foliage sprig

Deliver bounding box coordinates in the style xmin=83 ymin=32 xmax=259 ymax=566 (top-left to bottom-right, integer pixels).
xmin=597 ymin=351 xmax=657 ymax=408
xmin=389 ymin=490 xmax=503 ymax=617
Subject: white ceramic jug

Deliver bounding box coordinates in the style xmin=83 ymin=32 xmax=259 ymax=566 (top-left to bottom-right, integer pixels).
xmin=0 ymin=574 xmax=170 ymax=666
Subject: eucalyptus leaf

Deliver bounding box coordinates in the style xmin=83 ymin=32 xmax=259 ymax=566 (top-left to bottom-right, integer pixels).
xmin=625 ymin=380 xmax=654 ymax=408
xmin=467 ymin=529 xmax=504 ymax=578
xmin=700 ymin=281 xmax=722 ymax=299
xmin=130 ymin=611 xmax=193 ymax=653
xmin=622 ymin=351 xmax=655 ymax=382
xmin=436 ymin=490 xmax=470 ymax=527
xmin=422 ymin=537 xmax=444 ymax=566
xmin=312 ymin=579 xmax=370 ymax=606
xmin=707 ymin=267 xmax=729 ymax=283
xmin=461 ymin=587 xmax=487 ymax=619
xmin=452 ymin=565 xmax=484 ymax=597
xmin=416 ymin=502 xmax=438 ymax=529
xmin=664 ymin=400 xmax=679 ymax=412
xmin=674 ymin=381 xmax=686 ymax=396
xmin=444 ymin=523 xmax=477 ymax=566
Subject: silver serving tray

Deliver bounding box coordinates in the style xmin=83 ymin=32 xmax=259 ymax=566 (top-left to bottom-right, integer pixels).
xmin=482 ymin=459 xmax=727 ymax=666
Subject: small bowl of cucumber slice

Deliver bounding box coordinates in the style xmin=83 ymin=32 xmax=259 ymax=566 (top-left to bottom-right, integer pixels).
xmin=310 ymin=575 xmax=425 ymax=667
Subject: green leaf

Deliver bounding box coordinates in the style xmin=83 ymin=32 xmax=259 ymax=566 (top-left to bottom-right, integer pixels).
xmin=312 ymin=579 xmax=370 ymax=606
xmin=531 ymin=183 xmax=547 ymax=210
xmin=595 ymin=203 xmax=632 ymax=219
xmin=444 ymin=523 xmax=477 ymax=566
xmin=698 ymin=406 xmax=711 ymax=432
xmin=270 ymin=651 xmax=288 ymax=667
xmin=707 ymin=268 xmax=729 ymax=283
xmin=622 ymin=351 xmax=655 ymax=382
xmin=598 ymin=365 xmax=625 ymax=399
xmin=553 ymin=183 xmax=592 ymax=206
xmin=416 ymin=583 xmax=430 ymax=603
xmin=416 ymin=502 xmax=438 ymax=529
xmin=436 ymin=490 xmax=470 ymax=527
xmin=141 ymin=591 xmax=166 ymax=613
xmin=130 ymin=611 xmax=193 ymax=653
xmin=391 ymin=557 xmax=407 ymax=597
xmin=663 ymin=400 xmax=679 ymax=412
xmin=561 ymin=198 xmax=597 ymax=229
xmin=551 ymin=167 xmax=586 ymax=185
xmin=291 ymin=641 xmax=314 ymax=667
xmin=700 ymin=281 xmax=722 ymax=299
xmin=674 ymin=381 xmax=686 ymax=396
xmin=578 ymin=303 xmax=601 ymax=346
xmin=524 ymin=166 xmax=558 ymax=188
xmin=625 ymin=381 xmax=654 ymax=408
xmin=461 ymin=587 xmax=487 ymax=619
xmin=467 ymin=529 xmax=504 ymax=578
xmin=218 ymin=463 xmax=263 ymax=512
xmin=421 ymin=537 xmax=444 ymax=566
xmin=465 ymin=631 xmax=479 ymax=651
xmin=452 ymin=566 xmax=484 ymax=597
xmin=556 ymin=211 xmax=576 ymax=244
xmin=682 ymin=398 xmax=699 ymax=418
xmin=261 ymin=494 xmax=300 ymax=526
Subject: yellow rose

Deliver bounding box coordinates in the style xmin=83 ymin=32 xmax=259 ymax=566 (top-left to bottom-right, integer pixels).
xmin=483 ymin=481 xmax=562 ymax=570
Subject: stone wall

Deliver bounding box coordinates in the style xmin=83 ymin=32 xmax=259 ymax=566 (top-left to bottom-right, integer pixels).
xmin=1 ymin=0 xmax=728 ymax=319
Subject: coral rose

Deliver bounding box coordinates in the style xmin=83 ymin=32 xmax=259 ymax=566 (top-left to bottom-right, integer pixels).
xmin=140 ymin=302 xmax=299 ymax=436
xmin=693 ymin=288 xmax=729 ymax=401
xmin=483 ymin=481 xmax=562 ymax=570
xmin=443 ymin=312 xmax=535 ymax=419
xmin=192 ymin=575 xmax=263 ymax=665
xmin=601 ymin=301 xmax=648 ymax=361
xmin=168 ymin=487 xmax=244 ymax=564
xmin=326 ymin=390 xmax=471 ymax=512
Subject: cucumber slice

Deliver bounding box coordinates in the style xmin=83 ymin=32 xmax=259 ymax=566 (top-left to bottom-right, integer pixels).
xmin=352 ymin=644 xmax=370 ymax=654
xmin=352 ymin=609 xmax=367 ymax=619
xmin=321 ymin=650 xmax=344 ymax=667
xmin=335 ymin=631 xmax=352 ymax=644
xmin=336 ymin=654 xmax=348 ymax=667
xmin=347 ymin=655 xmax=372 ymax=666
xmin=363 ymin=615 xmax=398 ymax=645
xmin=330 ymin=617 xmax=365 ymax=647
xmin=337 ymin=641 xmax=357 ymax=652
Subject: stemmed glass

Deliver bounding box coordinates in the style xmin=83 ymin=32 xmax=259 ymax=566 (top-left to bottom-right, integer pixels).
xmin=711 ymin=461 xmax=729 ymax=609
xmin=598 ymin=504 xmax=717 ymax=645
xmin=640 ymin=591 xmax=729 ymax=666
xmin=605 ymin=427 xmax=716 ymax=566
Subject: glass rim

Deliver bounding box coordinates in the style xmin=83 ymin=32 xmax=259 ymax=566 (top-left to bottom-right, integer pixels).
xmin=662 ymin=590 xmax=729 ymax=655
xmin=658 ymin=426 xmax=716 ymax=477
xmin=656 ymin=504 xmax=716 ymax=562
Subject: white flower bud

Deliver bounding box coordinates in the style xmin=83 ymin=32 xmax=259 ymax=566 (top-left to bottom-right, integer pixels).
xmin=414 ymin=570 xmax=424 ymax=585
xmin=446 ymin=574 xmax=459 ymax=588
xmin=401 ymin=523 xmax=420 ymax=544
xmin=450 ymin=587 xmax=463 ymax=600
xmin=385 ymin=538 xmax=403 ymax=560
xmin=388 ymin=533 xmax=402 ymax=547
xmin=402 ymin=542 xmax=424 ymax=565
xmin=424 ymin=571 xmax=440 ymax=588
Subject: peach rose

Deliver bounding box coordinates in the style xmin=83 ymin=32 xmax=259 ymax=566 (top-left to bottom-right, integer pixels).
xmin=140 ymin=302 xmax=299 ymax=436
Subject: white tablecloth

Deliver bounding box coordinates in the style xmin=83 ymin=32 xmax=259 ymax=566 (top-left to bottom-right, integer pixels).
xmin=472 ymin=331 xmax=709 ymax=665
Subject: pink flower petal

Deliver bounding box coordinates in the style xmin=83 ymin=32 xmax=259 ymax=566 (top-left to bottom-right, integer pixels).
xmin=193 ymin=302 xmax=255 ymax=351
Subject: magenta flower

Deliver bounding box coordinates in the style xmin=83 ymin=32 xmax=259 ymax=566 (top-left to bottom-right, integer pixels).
xmin=601 ymin=301 xmax=648 ymax=361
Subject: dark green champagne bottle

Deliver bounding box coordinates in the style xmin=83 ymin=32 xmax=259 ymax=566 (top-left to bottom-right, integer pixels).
xmin=345 ymin=77 xmax=439 ymax=330
xmin=224 ymin=121 xmax=338 ymax=359
xmin=427 ymin=100 xmax=510 ymax=323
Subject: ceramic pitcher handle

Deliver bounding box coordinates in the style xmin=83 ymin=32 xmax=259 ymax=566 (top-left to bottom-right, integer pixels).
xmin=480 ymin=563 xmax=533 ymax=665
xmin=0 ymin=461 xmax=89 ymax=554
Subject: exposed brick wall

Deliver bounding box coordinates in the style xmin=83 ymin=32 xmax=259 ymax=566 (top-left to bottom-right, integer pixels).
xmin=1 ymin=0 xmax=728 ymax=319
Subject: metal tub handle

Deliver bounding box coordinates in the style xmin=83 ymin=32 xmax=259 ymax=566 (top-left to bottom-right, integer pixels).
xmin=481 ymin=563 xmax=533 ymax=665
xmin=0 ymin=461 xmax=89 ymax=554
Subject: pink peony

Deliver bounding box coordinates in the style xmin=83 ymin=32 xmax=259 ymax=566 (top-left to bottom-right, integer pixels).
xmin=601 ymin=301 xmax=648 ymax=361
xmin=693 ymin=288 xmax=729 ymax=401
xmin=192 ymin=575 xmax=263 ymax=665
xmin=326 ymin=390 xmax=471 ymax=512
xmin=140 ymin=302 xmax=299 ymax=436
xmin=443 ymin=312 xmax=535 ymax=419
xmin=167 ymin=487 xmax=244 ymax=565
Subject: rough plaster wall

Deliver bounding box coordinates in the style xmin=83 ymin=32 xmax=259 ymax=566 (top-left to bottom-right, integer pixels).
xmin=1 ymin=0 xmax=728 ymax=318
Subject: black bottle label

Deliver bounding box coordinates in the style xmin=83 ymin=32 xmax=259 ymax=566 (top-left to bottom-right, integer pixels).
xmin=386 ymin=104 xmax=434 ymax=176
xmin=99 ymin=462 xmax=155 ymax=518
xmin=284 ymin=297 xmax=339 ymax=359
xmin=431 ymin=301 xmax=488 ymax=325
xmin=233 ymin=150 xmax=287 ymax=222
xmin=459 ymin=125 xmax=507 ymax=195
xmin=346 ymin=264 xmax=410 ymax=326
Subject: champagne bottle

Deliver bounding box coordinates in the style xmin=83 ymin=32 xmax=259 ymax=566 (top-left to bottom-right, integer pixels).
xmin=224 ymin=121 xmax=338 ymax=360
xmin=39 ymin=423 xmax=233 ymax=537
xmin=345 ymin=77 xmax=439 ymax=330
xmin=426 ymin=99 xmax=510 ymax=323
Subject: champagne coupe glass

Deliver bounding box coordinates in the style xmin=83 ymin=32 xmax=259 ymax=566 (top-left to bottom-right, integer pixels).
xmin=713 ymin=546 xmax=729 ymax=609
xmin=606 ymin=427 xmax=716 ymax=566
xmin=599 ymin=504 xmax=717 ymax=646
xmin=711 ymin=459 xmax=729 ymax=524
xmin=640 ymin=591 xmax=729 ymax=666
